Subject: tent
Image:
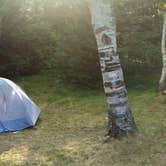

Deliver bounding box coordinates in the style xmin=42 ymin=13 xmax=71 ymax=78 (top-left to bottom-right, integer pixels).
xmin=0 ymin=78 xmax=41 ymax=133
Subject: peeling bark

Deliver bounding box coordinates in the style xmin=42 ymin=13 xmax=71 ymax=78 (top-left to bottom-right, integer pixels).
xmin=89 ymin=0 xmax=136 ymax=137
xmin=159 ymin=12 xmax=166 ymax=94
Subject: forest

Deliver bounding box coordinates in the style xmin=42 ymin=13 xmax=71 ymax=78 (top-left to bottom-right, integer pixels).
xmin=0 ymin=0 xmax=166 ymax=165
xmin=0 ymin=0 xmax=165 ymax=85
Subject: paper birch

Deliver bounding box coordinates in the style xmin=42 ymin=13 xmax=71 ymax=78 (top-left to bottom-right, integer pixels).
xmin=89 ymin=0 xmax=136 ymax=137
xmin=159 ymin=12 xmax=166 ymax=93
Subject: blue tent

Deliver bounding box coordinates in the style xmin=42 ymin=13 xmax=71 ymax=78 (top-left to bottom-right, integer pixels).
xmin=0 ymin=78 xmax=41 ymax=133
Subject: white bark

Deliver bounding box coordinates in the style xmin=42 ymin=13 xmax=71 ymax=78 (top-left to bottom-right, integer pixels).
xmin=159 ymin=12 xmax=166 ymax=93
xmin=89 ymin=0 xmax=136 ymax=137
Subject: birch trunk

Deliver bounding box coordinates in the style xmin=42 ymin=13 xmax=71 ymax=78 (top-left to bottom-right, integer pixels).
xmin=89 ymin=0 xmax=136 ymax=137
xmin=159 ymin=12 xmax=166 ymax=93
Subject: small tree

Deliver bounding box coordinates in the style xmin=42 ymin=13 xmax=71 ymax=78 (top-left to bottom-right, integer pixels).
xmin=159 ymin=12 xmax=166 ymax=94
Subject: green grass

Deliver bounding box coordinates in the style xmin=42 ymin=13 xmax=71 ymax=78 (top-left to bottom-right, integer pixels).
xmin=0 ymin=72 xmax=166 ymax=166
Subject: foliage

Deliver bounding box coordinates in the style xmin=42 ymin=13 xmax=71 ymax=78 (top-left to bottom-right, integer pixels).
xmin=113 ymin=0 xmax=165 ymax=74
xmin=0 ymin=0 xmax=57 ymax=77
xmin=47 ymin=1 xmax=101 ymax=87
xmin=0 ymin=0 xmax=166 ymax=86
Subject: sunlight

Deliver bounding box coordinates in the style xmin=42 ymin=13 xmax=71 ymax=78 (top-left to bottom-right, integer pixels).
xmin=0 ymin=0 xmax=165 ymax=165
xmin=0 ymin=145 xmax=29 ymax=165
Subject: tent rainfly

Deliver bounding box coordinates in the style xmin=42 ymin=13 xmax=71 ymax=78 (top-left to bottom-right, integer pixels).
xmin=0 ymin=78 xmax=41 ymax=133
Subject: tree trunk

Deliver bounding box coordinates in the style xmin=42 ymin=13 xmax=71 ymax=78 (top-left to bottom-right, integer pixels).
xmin=89 ymin=0 xmax=136 ymax=137
xmin=159 ymin=12 xmax=166 ymax=94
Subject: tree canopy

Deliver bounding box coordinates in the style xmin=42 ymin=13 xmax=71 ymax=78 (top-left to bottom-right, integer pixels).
xmin=0 ymin=0 xmax=165 ymax=87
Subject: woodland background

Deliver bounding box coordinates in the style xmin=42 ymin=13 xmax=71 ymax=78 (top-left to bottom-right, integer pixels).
xmin=0 ymin=1 xmax=166 ymax=165
xmin=0 ymin=0 xmax=165 ymax=87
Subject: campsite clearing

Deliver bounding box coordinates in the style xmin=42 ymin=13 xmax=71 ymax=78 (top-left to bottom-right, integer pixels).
xmin=0 ymin=73 xmax=165 ymax=166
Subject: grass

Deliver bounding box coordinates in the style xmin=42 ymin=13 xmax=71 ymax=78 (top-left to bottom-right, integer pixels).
xmin=0 ymin=72 xmax=166 ymax=166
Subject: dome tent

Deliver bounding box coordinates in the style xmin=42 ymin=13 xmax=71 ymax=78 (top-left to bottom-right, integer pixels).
xmin=0 ymin=78 xmax=41 ymax=133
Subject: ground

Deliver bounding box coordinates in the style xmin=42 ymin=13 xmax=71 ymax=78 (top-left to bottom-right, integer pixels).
xmin=0 ymin=72 xmax=165 ymax=166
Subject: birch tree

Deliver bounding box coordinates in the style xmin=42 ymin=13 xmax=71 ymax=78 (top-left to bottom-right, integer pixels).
xmin=159 ymin=12 xmax=166 ymax=94
xmin=89 ymin=0 xmax=136 ymax=137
